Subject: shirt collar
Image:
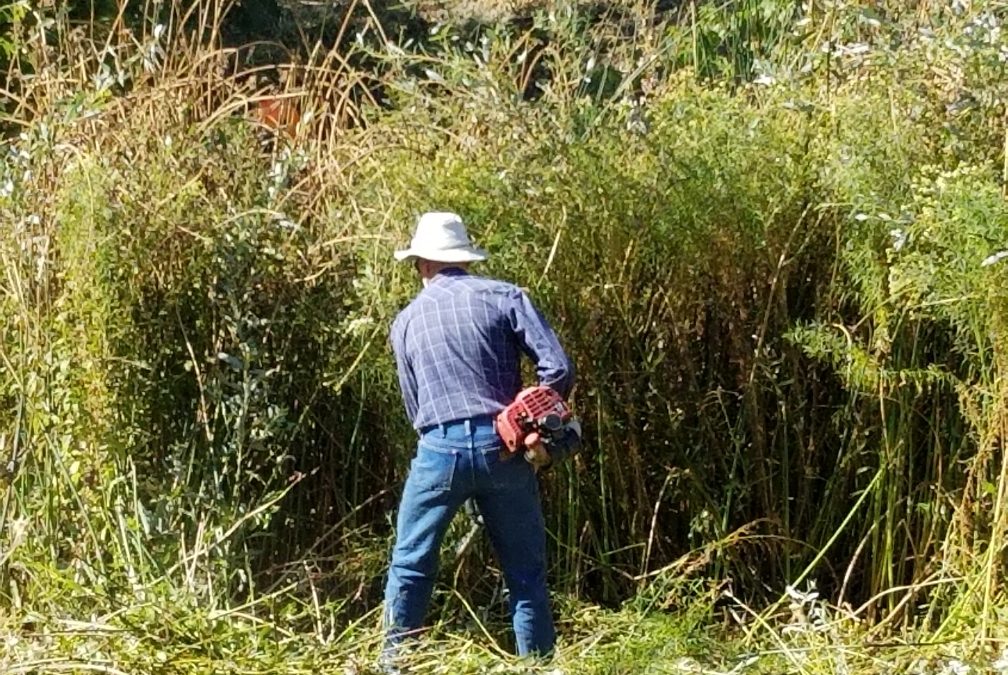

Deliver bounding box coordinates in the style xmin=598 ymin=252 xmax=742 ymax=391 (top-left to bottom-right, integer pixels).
xmin=432 ymin=267 xmax=469 ymax=283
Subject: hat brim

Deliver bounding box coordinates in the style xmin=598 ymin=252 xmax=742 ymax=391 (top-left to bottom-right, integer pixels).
xmin=394 ymin=246 xmax=489 ymax=263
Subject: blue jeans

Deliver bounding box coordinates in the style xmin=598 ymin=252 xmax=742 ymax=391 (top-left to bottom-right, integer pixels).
xmin=383 ymin=416 xmax=555 ymax=657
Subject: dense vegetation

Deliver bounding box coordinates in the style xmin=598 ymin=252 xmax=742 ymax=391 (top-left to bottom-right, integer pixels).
xmin=1 ymin=0 xmax=1007 ymax=672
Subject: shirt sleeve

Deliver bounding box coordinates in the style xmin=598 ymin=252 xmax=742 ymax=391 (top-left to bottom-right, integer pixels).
xmin=390 ymin=314 xmax=420 ymax=426
xmin=506 ymin=289 xmax=575 ymax=398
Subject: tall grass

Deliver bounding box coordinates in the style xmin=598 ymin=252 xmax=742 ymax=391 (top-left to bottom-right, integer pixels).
xmin=1 ymin=0 xmax=1008 ymax=670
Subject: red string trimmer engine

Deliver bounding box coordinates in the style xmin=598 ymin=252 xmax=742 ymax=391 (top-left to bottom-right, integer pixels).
xmin=496 ymin=386 xmax=576 ymax=461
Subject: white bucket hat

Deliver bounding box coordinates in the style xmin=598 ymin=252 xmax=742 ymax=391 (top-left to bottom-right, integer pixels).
xmin=393 ymin=212 xmax=489 ymax=263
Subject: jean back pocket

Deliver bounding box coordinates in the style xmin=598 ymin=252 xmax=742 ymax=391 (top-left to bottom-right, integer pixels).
xmin=409 ymin=444 xmax=458 ymax=493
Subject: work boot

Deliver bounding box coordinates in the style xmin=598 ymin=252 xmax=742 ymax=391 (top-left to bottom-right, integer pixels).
xmin=376 ymin=640 xmax=414 ymax=675
xmin=375 ymin=654 xmax=406 ymax=675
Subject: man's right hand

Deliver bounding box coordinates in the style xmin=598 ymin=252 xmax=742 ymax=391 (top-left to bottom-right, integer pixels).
xmin=523 ymin=432 xmax=552 ymax=472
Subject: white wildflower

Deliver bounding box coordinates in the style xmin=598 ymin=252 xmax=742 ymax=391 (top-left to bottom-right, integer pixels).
xmin=965 ymin=12 xmax=1001 ymax=44
xmin=728 ymin=655 xmax=759 ymax=673
xmin=945 ymin=659 xmax=970 ymax=675
xmin=268 ymin=159 xmax=286 ymax=184
xmin=981 ymin=250 xmax=1008 ymax=267
xmin=0 ymin=178 xmax=13 ymax=198
xmin=754 ymin=74 xmax=776 ymax=86
xmin=143 ymin=45 xmax=163 ymax=72
xmin=830 ymin=42 xmax=870 ymax=57
xmin=674 ymin=657 xmax=702 ymax=672
xmin=5 ymin=517 xmax=28 ymax=552
xmin=993 ymin=648 xmax=1008 ymax=672
xmin=626 ymin=103 xmax=649 ymax=135
xmin=344 ymin=317 xmax=375 ymax=336
xmin=93 ymin=64 xmax=115 ymax=92
xmin=808 ymin=600 xmax=830 ymax=631
xmin=785 ymin=583 xmax=820 ymax=604
xmin=854 ymin=213 xmax=870 ymax=221
xmin=890 ymin=228 xmax=907 ymax=251
xmin=143 ymin=25 xmax=165 ymax=72
xmin=35 ymin=249 xmax=46 ymax=281
xmin=860 ymin=15 xmax=881 ymax=29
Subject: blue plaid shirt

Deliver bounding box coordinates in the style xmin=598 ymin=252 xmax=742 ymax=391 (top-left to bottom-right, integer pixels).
xmin=391 ymin=268 xmax=574 ymax=431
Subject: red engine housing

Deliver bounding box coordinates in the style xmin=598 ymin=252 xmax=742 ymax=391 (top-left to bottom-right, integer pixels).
xmin=496 ymin=386 xmax=572 ymax=453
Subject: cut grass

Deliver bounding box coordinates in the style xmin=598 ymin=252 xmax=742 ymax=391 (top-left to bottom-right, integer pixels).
xmin=0 ymin=590 xmax=1000 ymax=674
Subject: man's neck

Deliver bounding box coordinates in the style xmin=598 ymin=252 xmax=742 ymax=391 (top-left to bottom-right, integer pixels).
xmin=423 ymin=266 xmax=468 ymax=285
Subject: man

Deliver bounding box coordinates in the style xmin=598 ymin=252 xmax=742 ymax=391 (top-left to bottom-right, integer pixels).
xmin=382 ymin=211 xmax=575 ymax=664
